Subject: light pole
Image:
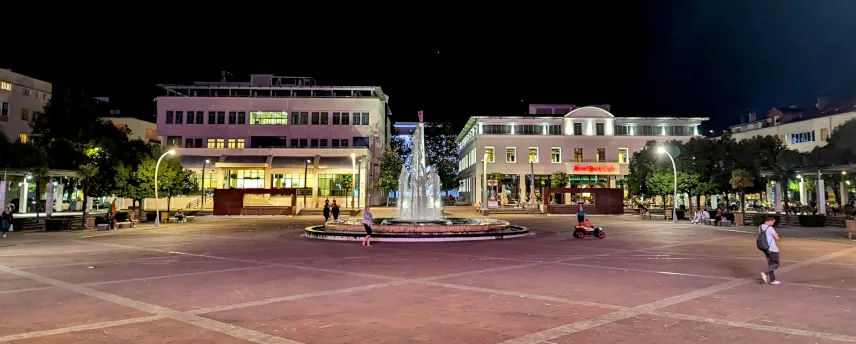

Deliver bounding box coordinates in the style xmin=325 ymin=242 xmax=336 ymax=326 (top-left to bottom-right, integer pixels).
xmin=154 ymin=149 xmax=176 ymax=227
xmin=304 ymin=159 xmax=310 ymax=210
xmin=200 ymin=159 xmax=209 ymax=209
xmin=482 ymin=153 xmax=488 ymax=211
xmin=350 ymin=153 xmax=356 ymax=208
xmin=529 ymin=157 xmax=535 ymax=208
xmin=657 ymin=146 xmax=678 ymax=223
xmin=357 ymin=158 xmax=362 ymax=209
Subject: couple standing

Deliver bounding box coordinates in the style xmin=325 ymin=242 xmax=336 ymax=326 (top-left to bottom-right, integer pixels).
xmin=322 ymin=199 xmax=340 ymax=222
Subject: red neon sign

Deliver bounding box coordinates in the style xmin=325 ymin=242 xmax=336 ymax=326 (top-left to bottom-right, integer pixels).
xmin=572 ymin=165 xmax=617 ymax=173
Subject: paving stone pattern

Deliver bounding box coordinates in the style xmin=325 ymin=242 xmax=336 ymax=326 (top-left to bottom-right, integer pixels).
xmin=0 ymin=208 xmax=854 ymax=343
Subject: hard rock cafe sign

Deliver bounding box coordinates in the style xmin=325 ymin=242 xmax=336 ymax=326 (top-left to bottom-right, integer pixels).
xmin=568 ymin=163 xmax=620 ymax=175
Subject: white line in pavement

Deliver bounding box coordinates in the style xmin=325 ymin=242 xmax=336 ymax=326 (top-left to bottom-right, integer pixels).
xmin=650 ymin=311 xmax=856 ymax=343
xmin=0 ymin=316 xmax=166 ymax=342
xmin=497 ymin=246 xmax=856 ymax=344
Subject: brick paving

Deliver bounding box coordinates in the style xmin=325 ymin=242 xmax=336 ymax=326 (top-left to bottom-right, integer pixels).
xmin=0 ymin=208 xmax=854 ymax=343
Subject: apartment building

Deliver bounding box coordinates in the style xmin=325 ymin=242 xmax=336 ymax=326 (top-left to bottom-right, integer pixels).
xmin=155 ymin=74 xmax=390 ymax=208
xmin=0 ymin=69 xmax=51 ymax=143
xmin=456 ymin=104 xmax=708 ymax=204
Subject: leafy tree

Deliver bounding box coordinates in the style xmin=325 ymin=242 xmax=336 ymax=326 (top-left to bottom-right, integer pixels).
xmin=424 ymin=121 xmax=461 ymax=195
xmin=825 ymin=119 xmax=856 ymax=163
xmin=389 ymin=135 xmax=411 ymax=166
xmin=378 ymin=148 xmax=403 ymax=206
xmin=627 ymin=141 xmax=661 ymax=197
xmin=770 ymin=149 xmax=804 ymax=223
xmin=646 ymin=170 xmax=675 ymax=207
xmin=549 ymin=171 xmax=569 ymax=204
xmin=730 ymin=169 xmax=755 ymax=217
xmin=114 ymin=146 xmax=193 ymax=220
xmin=676 ymin=171 xmax=701 ymax=212
xmin=340 ymin=174 xmax=353 ymax=207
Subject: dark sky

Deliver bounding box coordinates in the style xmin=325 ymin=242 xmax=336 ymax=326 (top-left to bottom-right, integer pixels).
xmin=7 ymin=1 xmax=856 ymax=132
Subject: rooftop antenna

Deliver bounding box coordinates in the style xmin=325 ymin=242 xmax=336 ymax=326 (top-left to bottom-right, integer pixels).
xmin=220 ymin=71 xmax=233 ymax=82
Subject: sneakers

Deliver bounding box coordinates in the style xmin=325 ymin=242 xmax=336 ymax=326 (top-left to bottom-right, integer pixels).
xmin=2 ymin=233 xmax=5 ymax=238
xmin=760 ymin=272 xmax=769 ymax=284
xmin=770 ymin=280 xmax=781 ymax=285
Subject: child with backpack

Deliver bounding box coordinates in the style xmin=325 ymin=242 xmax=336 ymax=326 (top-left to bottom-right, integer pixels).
xmin=757 ymin=216 xmax=781 ymax=285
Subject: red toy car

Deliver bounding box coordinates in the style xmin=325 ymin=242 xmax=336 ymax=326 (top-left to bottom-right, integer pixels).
xmin=574 ymin=220 xmax=605 ymax=239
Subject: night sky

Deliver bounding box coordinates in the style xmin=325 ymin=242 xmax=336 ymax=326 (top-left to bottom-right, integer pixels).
xmin=8 ymin=1 xmax=856 ymax=132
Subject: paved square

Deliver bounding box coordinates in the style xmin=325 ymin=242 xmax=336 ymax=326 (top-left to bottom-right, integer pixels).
xmin=1 ymin=209 xmax=854 ymax=343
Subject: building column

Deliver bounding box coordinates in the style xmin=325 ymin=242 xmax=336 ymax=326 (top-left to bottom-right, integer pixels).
xmin=518 ymin=174 xmax=526 ymax=204
xmin=774 ymin=182 xmax=783 ymax=213
xmin=359 ymin=156 xmax=368 ymax=209
xmin=45 ymin=183 xmax=54 ymax=217
xmin=799 ymin=180 xmax=807 ymax=204
xmin=608 ymin=176 xmax=616 ymax=188
xmin=19 ymin=179 xmax=28 ymax=213
xmin=840 ymin=180 xmax=848 ymax=207
xmin=816 ymin=175 xmax=826 ymax=214
xmin=54 ymin=183 xmax=64 ymax=212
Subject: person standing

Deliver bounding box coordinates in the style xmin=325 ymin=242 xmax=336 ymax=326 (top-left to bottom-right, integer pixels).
xmin=1 ymin=207 xmax=13 ymax=238
xmin=576 ymin=202 xmax=585 ymax=224
xmin=331 ymin=200 xmax=340 ymax=221
xmin=361 ymin=206 xmax=373 ymax=247
xmin=757 ymin=217 xmax=781 ymax=285
xmin=322 ymin=199 xmax=331 ymax=222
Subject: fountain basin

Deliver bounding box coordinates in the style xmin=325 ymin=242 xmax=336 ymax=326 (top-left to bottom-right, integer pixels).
xmin=305 ymin=217 xmax=531 ymax=242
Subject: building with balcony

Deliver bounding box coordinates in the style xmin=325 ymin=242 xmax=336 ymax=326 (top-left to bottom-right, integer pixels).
xmin=155 ymin=74 xmax=390 ymax=209
xmin=455 ymin=104 xmax=707 ymax=205
xmin=730 ymin=97 xmax=856 ymax=152
xmin=0 ymin=69 xmax=52 ymax=143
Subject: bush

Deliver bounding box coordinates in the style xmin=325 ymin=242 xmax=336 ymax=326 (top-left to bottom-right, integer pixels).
xmin=798 ymin=214 xmax=826 ymax=227
xmin=753 ymin=214 xmax=781 ymax=227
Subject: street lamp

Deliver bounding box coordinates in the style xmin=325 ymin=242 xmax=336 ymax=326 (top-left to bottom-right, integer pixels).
xmin=482 ymin=153 xmax=488 ymax=211
xmin=528 ymin=156 xmax=535 ymax=208
xmin=357 ymin=158 xmax=362 ymax=208
xmin=304 ymin=159 xmax=310 ymax=210
xmin=200 ymin=159 xmax=209 ymax=209
xmin=657 ymin=146 xmax=678 ymax=223
xmin=154 ymin=149 xmax=176 ymax=227
xmin=351 ymin=153 xmax=356 ymax=208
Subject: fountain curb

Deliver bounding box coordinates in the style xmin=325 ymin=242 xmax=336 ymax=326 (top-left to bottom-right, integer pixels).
xmin=304 ymin=225 xmax=532 ymax=242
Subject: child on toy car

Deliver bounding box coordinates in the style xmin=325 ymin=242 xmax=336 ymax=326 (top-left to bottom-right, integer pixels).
xmin=578 ymin=219 xmax=597 ymax=231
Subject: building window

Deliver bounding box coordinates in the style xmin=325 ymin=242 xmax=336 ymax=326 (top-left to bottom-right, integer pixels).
xmin=320 ymin=112 xmax=329 ymax=125
xmin=519 ymin=125 xmax=540 ymax=135
xmin=0 ymin=81 xmax=11 ymax=91
xmin=166 ymin=136 xmax=181 ymax=147
xmin=175 ymin=111 xmax=183 ymax=124
xmin=238 ymin=111 xmax=246 ymax=124
xmin=1 ymin=102 xmax=8 ymax=116
xmin=341 ymin=139 xmax=348 ymax=147
xmin=573 ymin=123 xmax=583 ymax=135
xmin=195 ymin=111 xmax=204 ymax=124
xmin=271 ymin=173 xmax=313 ymax=191
xmin=311 ymin=112 xmax=320 ymax=125
xmin=299 ymin=139 xmax=308 ymax=148
xmin=574 ymin=148 xmax=583 ymax=162
xmin=208 ymin=111 xmax=216 ymax=124
xmin=341 ymin=112 xmax=350 ymax=125
xmin=19 ymin=134 xmax=27 ymax=143
xmin=228 ymin=111 xmax=237 ymax=124
xmin=320 ymin=138 xmax=327 ymax=147
xmin=185 ymin=138 xmax=194 ymax=148
xmin=353 ymin=137 xmax=370 ymax=147
xmin=614 ymin=125 xmax=629 ymax=135
xmin=290 ymin=139 xmax=298 ymax=147
xmin=20 ymin=108 xmax=29 ymax=121
xmin=483 ymin=124 xmax=512 ymax=134
xmin=228 ymin=139 xmax=236 ymax=148
xmin=596 ymin=123 xmax=605 ymax=136
xmin=207 ymin=139 xmax=225 ymax=148
xmin=641 ymin=126 xmax=654 ymax=136
xmin=528 ymin=147 xmax=538 ymax=163
xmin=217 ymin=111 xmax=225 ymax=124
xmin=352 ymin=113 xmax=362 ymax=125
xmin=485 ymin=147 xmax=495 ymax=163
xmin=165 ymin=111 xmax=173 ymax=124
xmin=551 ymin=147 xmax=561 ymax=163
xmin=332 ymin=139 xmax=340 ymax=147
xmin=361 ymin=112 xmax=369 ymax=125
xmin=332 ymin=112 xmax=341 ymax=125
xmin=310 ymin=139 xmax=319 ymax=148
xmin=250 ymin=111 xmax=287 ymax=125
xmin=186 ymin=112 xmax=195 ymax=124
xmin=22 ymin=88 xmax=31 ymax=96
xmin=548 ymin=125 xmax=562 ymax=135
xmin=618 ymin=148 xmax=629 ymax=164
xmin=820 ymin=128 xmax=829 ymax=141
xmin=227 ymin=169 xmax=265 ymax=189
xmin=318 ymin=173 xmax=353 ymax=196
xmin=596 ymin=148 xmax=606 ymax=162
xmin=791 ymin=131 xmax=815 ymax=144
xmin=506 ymin=147 xmax=516 ymax=163
xmin=291 ymin=112 xmax=308 ymax=125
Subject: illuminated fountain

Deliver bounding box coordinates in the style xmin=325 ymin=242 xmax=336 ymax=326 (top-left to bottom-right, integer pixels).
xmin=305 ymin=116 xmax=530 ymax=242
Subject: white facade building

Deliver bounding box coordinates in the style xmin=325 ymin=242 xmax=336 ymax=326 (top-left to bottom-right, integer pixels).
xmin=105 ymin=117 xmax=160 ymax=144
xmin=730 ymin=105 xmax=856 ymax=152
xmin=155 ymin=75 xmax=390 ymax=209
xmin=456 ymin=105 xmax=707 ymax=205
xmin=0 ymin=69 xmax=51 ymax=143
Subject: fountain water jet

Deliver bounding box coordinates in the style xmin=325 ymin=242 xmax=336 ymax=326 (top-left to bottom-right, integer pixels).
xmin=397 ymin=122 xmax=443 ymax=221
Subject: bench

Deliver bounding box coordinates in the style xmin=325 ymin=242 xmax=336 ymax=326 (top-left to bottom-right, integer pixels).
xmin=163 ymin=215 xmax=195 ymax=224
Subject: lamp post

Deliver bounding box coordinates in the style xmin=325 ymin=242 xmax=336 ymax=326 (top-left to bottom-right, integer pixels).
xmin=350 ymin=153 xmax=356 ymax=208
xmin=529 ymin=157 xmax=535 ymax=208
xmin=154 ymin=149 xmax=176 ymax=227
xmin=304 ymin=159 xmax=310 ymax=210
xmin=200 ymin=159 xmax=209 ymax=209
xmin=482 ymin=153 xmax=488 ymax=211
xmin=657 ymin=146 xmax=678 ymax=223
xmin=357 ymin=158 xmax=362 ymax=209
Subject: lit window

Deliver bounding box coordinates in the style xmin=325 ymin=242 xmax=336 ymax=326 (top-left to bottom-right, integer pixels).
xmin=596 ymin=148 xmax=606 ymax=162
xmin=20 ymin=108 xmax=29 ymax=121
xmin=528 ymin=147 xmax=538 ymax=163
xmin=227 ymin=139 xmax=236 ymax=148
xmin=236 ymin=139 xmax=245 ymax=149
xmin=551 ymin=147 xmax=561 ymax=163
xmin=19 ymin=134 xmax=27 ymax=143
xmin=1 ymin=81 xmax=11 ymax=91
xmin=485 ymin=147 xmax=495 ymax=163
xmin=216 ymin=139 xmax=225 ymax=148
xmin=250 ymin=111 xmax=287 ymax=125
xmin=574 ymin=148 xmax=583 ymax=162
xmin=618 ymin=148 xmax=629 ymax=164
xmin=506 ymin=147 xmax=516 ymax=163
xmin=207 ymin=139 xmax=216 ymax=148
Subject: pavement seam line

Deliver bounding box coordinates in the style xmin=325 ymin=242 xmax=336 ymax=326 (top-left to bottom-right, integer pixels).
xmin=0 ymin=264 xmax=306 ymax=344
xmin=496 ymin=246 xmax=856 ymax=344
xmin=649 ymin=311 xmax=856 ymax=343
xmin=0 ymin=315 xmax=167 ymax=342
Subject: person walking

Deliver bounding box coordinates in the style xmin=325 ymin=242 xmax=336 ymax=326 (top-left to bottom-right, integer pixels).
xmin=331 ymin=200 xmax=340 ymax=221
xmin=757 ymin=216 xmax=781 ymax=285
xmin=361 ymin=206 xmax=373 ymax=247
xmin=576 ymin=202 xmax=585 ymax=224
xmin=322 ymin=199 xmax=331 ymax=222
xmin=1 ymin=207 xmax=13 ymax=238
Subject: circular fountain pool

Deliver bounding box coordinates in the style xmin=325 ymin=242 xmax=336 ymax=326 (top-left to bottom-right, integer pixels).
xmin=304 ymin=217 xmax=531 ymax=242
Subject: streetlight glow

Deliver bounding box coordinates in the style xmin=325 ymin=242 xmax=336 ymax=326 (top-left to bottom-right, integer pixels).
xmin=167 ymin=149 xmax=176 ymax=155
xmin=657 ymin=147 xmax=666 ymax=154
xmin=154 ymin=150 xmax=177 ymax=227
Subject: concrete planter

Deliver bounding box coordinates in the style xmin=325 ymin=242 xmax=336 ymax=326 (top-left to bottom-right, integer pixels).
xmin=846 ymin=219 xmax=856 ymax=239
xmin=733 ymin=213 xmax=744 ymax=227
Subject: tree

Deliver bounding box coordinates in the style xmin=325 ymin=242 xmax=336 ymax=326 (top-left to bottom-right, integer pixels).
xmin=627 ymin=141 xmax=662 ymax=197
xmin=340 ymin=174 xmax=353 ymax=207
xmin=771 ymin=149 xmax=805 ymax=224
xmin=16 ymin=141 xmax=51 ymax=220
xmin=378 ymin=148 xmax=403 ymax=206
xmin=825 ymin=119 xmax=856 ymax=163
xmin=549 ymin=171 xmax=569 ymax=204
xmin=730 ymin=169 xmax=755 ymax=217
xmin=423 ymin=121 xmax=461 ymax=195
xmin=646 ymin=170 xmax=675 ymax=207
xmin=113 ymin=146 xmax=192 ymax=220
xmin=676 ymin=171 xmax=701 ymax=212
